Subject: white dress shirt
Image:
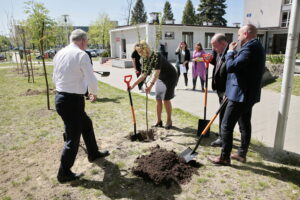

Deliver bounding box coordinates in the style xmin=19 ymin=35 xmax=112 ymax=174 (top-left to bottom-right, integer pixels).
xmin=53 ymin=43 xmax=98 ymax=95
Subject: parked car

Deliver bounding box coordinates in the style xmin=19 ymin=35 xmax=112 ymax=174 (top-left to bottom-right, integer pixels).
xmin=0 ymin=54 xmax=6 ymax=61
xmin=85 ymin=49 xmax=97 ymax=57
xmin=36 ymin=49 xmax=56 ymax=59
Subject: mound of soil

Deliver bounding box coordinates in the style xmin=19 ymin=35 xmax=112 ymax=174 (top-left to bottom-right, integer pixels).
xmin=128 ymin=129 xmax=155 ymax=142
xmin=132 ymin=146 xmax=200 ymax=186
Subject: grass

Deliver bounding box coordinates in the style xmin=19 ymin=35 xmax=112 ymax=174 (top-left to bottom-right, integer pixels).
xmin=0 ymin=64 xmax=300 ymax=200
xmin=264 ymin=76 xmax=300 ymax=96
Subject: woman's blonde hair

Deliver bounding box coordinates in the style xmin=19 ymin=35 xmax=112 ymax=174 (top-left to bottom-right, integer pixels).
xmin=136 ymin=40 xmax=150 ymax=56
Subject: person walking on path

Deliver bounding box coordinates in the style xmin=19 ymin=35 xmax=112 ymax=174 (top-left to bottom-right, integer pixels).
xmin=131 ymin=44 xmax=144 ymax=92
xmin=53 ymin=29 xmax=109 ymax=183
xmin=175 ymin=41 xmax=190 ymax=89
xmin=130 ymin=41 xmax=178 ymax=129
xmin=191 ymin=43 xmax=206 ymax=91
xmin=209 ymin=24 xmax=266 ymax=165
xmin=209 ymin=34 xmax=229 ymax=147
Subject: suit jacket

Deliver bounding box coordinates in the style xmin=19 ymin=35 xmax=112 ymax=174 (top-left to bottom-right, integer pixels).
xmin=225 ymin=39 xmax=266 ymax=105
xmin=175 ymin=49 xmax=191 ymax=68
xmin=211 ymin=47 xmax=228 ymax=92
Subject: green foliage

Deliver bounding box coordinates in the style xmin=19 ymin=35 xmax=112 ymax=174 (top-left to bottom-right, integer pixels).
xmin=162 ymin=1 xmax=174 ymax=24
xmin=0 ymin=35 xmax=11 ymax=51
xmin=24 ymin=1 xmax=56 ymax=51
xmin=88 ymin=13 xmax=116 ymax=49
xmin=197 ymin=0 xmax=227 ymax=26
xmin=266 ymin=54 xmax=285 ymax=64
xmin=182 ymin=0 xmax=196 ymax=25
xmin=100 ymin=51 xmax=109 ymax=57
xmin=296 ymin=53 xmax=300 ymax=59
xmin=130 ymin=0 xmax=147 ymax=25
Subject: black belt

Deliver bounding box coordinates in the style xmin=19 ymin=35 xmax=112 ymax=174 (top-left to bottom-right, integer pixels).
xmin=57 ymin=91 xmax=84 ymax=97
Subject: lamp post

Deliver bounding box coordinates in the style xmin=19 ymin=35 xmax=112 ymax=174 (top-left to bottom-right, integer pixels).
xmin=62 ymin=14 xmax=69 ymax=46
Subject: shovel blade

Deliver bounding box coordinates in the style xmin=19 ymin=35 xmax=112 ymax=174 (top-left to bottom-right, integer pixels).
xmin=180 ymin=147 xmax=199 ymax=163
xmin=198 ymin=119 xmax=210 ymax=137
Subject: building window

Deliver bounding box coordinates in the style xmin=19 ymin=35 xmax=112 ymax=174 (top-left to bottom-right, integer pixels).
xmin=164 ymin=32 xmax=174 ymax=40
xmin=257 ymin=34 xmax=264 ymax=44
xmin=182 ymin=32 xmax=193 ymax=49
xmin=225 ymin=33 xmax=233 ymax=43
xmin=283 ymin=0 xmax=292 ymax=5
xmin=205 ymin=33 xmax=214 ymax=49
xmin=281 ymin=11 xmax=290 ymax=27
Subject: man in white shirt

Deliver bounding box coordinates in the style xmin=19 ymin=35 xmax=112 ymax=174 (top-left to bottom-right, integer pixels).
xmin=53 ymin=29 xmax=109 ymax=183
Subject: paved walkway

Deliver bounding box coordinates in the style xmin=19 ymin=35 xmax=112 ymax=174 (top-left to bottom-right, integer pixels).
xmin=93 ymin=62 xmax=300 ymax=155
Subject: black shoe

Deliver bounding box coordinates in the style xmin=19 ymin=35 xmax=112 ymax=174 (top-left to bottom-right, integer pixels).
xmin=164 ymin=123 xmax=172 ymax=130
xmin=152 ymin=121 xmax=163 ymax=127
xmin=57 ymin=172 xmax=84 ymax=183
xmin=88 ymin=150 xmax=110 ymax=162
xmin=211 ymin=138 xmax=222 ymax=147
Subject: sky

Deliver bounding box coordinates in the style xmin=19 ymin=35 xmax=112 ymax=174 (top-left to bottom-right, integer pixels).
xmin=0 ymin=0 xmax=244 ymax=36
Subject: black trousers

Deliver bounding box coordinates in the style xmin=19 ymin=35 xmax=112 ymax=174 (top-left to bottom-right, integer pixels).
xmin=192 ymin=77 xmax=204 ymax=90
xmin=55 ymin=92 xmax=99 ymax=175
xmin=136 ymin=69 xmax=144 ymax=90
xmin=176 ymin=64 xmax=188 ymax=86
xmin=220 ymin=100 xmax=253 ymax=159
xmin=217 ymin=91 xmax=225 ymax=136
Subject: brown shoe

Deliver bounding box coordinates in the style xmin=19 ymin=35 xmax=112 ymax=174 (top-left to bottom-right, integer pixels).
xmin=231 ymin=153 xmax=246 ymax=163
xmin=208 ymin=156 xmax=231 ymax=166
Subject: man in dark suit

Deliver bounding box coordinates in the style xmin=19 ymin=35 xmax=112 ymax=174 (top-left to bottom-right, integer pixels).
xmin=210 ymin=33 xmax=229 ymax=147
xmin=209 ymin=24 xmax=265 ymax=165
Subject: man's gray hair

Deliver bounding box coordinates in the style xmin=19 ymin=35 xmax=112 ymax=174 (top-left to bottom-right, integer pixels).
xmin=69 ymin=29 xmax=87 ymax=42
xmin=211 ymin=33 xmax=227 ymax=43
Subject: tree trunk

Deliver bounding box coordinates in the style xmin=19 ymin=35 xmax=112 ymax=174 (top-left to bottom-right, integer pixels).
xmin=21 ymin=30 xmax=31 ymax=82
xmin=14 ymin=52 xmax=20 ymax=74
xmin=29 ymin=52 xmax=35 ymax=83
xmin=40 ymin=22 xmax=50 ymax=110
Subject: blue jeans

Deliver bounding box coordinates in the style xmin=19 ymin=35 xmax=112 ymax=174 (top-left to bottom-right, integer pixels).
xmin=55 ymin=92 xmax=99 ymax=175
xmin=220 ymin=100 xmax=253 ymax=159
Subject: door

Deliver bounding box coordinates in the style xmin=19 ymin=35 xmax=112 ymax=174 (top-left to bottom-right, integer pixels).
xmin=121 ymin=39 xmax=126 ymax=58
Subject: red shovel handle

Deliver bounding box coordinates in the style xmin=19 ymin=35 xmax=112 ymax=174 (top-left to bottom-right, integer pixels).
xmin=124 ymin=75 xmax=132 ymax=89
xmin=203 ymin=53 xmax=213 ymax=69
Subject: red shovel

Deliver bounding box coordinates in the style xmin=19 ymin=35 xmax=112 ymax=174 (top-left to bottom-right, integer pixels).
xmin=124 ymin=75 xmax=142 ymax=141
xmin=197 ymin=53 xmax=213 ymax=137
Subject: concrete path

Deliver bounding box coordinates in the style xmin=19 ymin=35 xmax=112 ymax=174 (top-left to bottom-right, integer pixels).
xmin=93 ymin=62 xmax=300 ymax=155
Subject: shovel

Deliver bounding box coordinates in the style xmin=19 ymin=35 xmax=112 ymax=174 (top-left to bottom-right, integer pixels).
xmin=94 ymin=71 xmax=110 ymax=77
xmin=181 ymin=97 xmax=228 ymax=163
xmin=124 ymin=75 xmax=142 ymax=141
xmin=197 ymin=53 xmax=213 ymax=137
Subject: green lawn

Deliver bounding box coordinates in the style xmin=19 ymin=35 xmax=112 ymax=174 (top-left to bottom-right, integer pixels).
xmin=264 ymin=76 xmax=300 ymax=96
xmin=0 ymin=65 xmax=299 ymax=200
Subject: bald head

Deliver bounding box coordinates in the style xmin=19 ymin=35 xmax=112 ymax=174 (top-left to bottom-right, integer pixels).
xmin=238 ymin=24 xmax=257 ymax=46
xmin=211 ymin=33 xmax=228 ymax=54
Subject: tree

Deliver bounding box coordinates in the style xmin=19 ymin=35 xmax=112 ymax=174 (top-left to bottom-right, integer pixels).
xmin=130 ymin=0 xmax=147 ymax=25
xmin=88 ymin=13 xmax=117 ymax=50
xmin=0 ymin=35 xmax=11 ymax=52
xmin=162 ymin=1 xmax=174 ymax=24
xmin=182 ymin=0 xmax=196 ymax=25
xmin=124 ymin=0 xmax=134 ymax=25
xmin=197 ymin=0 xmax=227 ymax=26
xmin=24 ymin=0 xmax=55 ymax=110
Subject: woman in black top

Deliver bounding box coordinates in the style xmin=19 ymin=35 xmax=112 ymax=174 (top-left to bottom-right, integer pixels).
xmin=131 ymin=41 xmax=178 ymax=129
xmin=175 ymin=41 xmax=190 ymax=89
xmin=131 ymin=44 xmax=144 ymax=91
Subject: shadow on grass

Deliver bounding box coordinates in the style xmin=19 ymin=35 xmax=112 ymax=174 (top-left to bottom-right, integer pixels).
xmin=232 ymin=161 xmax=300 ymax=187
xmin=95 ymin=96 xmax=124 ymax=103
xmin=71 ymin=159 xmax=182 ymax=200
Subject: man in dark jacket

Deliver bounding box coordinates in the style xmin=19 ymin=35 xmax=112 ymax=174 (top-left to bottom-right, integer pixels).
xmin=209 ymin=24 xmax=265 ymax=165
xmin=210 ymin=33 xmax=229 ymax=147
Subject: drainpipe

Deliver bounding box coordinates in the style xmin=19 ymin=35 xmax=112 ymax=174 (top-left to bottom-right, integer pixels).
xmin=274 ymin=0 xmax=300 ymax=152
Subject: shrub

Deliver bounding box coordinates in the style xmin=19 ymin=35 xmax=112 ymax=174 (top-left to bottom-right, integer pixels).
xmin=266 ymin=54 xmax=285 ymax=64
xmin=100 ymin=51 xmax=109 ymax=57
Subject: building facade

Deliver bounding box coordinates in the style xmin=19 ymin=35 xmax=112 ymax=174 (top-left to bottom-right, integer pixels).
xmin=110 ymin=24 xmax=241 ymax=61
xmin=244 ymin=0 xmax=299 ymax=54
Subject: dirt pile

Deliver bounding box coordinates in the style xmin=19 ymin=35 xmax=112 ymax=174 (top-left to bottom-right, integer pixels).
xmin=132 ymin=146 xmax=199 ymax=186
